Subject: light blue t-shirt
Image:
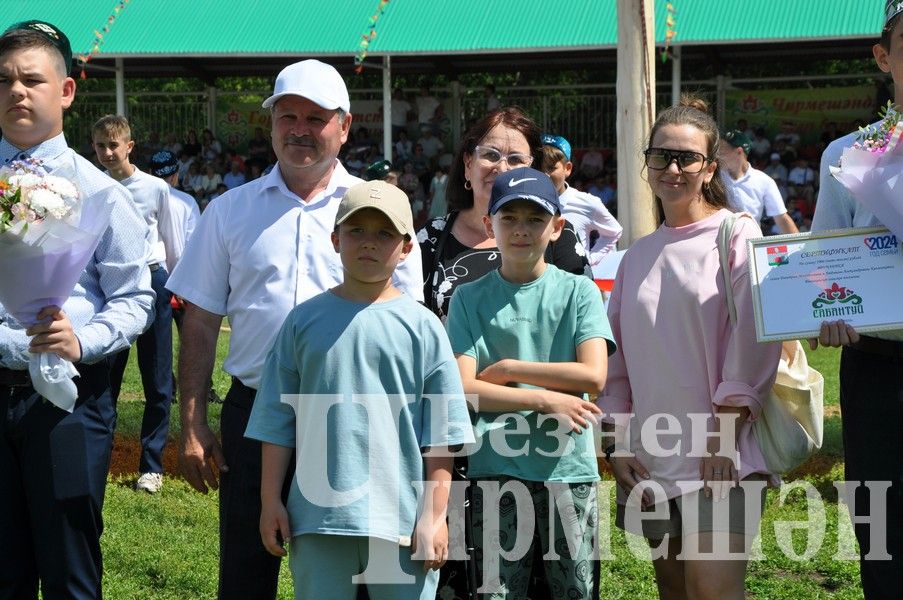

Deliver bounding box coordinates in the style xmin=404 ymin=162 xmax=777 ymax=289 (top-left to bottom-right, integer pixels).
xmin=246 ymin=291 xmax=474 ymax=545
xmin=446 ymin=265 xmax=615 ymax=483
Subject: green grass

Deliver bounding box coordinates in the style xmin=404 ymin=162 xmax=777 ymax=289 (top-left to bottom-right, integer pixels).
xmin=103 ymin=477 xmax=295 ymax=599
xmin=104 ymin=326 xmax=294 ymax=598
xmin=102 ymin=336 xmax=860 ymax=598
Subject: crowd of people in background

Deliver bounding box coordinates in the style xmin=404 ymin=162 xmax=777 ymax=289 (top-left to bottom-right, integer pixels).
xmin=344 ymin=90 xmax=848 ymax=238
xmin=729 ymin=117 xmax=831 ymax=232
xmin=73 ymin=89 xmax=841 ymax=242
xmin=79 ymin=125 xmax=272 ymax=212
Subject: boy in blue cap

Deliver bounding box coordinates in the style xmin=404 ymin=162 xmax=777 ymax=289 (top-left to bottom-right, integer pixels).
xmin=541 ymin=134 xmax=622 ymax=265
xmin=810 ymin=2 xmax=903 ymax=597
xmin=446 ymin=167 xmax=615 ymax=598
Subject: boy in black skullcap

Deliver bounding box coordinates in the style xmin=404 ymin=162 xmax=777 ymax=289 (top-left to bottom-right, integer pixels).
xmin=0 ymin=20 xmax=153 ymax=598
xmin=811 ymin=3 xmax=903 ymax=598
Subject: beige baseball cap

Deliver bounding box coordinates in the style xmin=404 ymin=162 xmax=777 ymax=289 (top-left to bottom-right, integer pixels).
xmin=335 ymin=181 xmax=414 ymax=236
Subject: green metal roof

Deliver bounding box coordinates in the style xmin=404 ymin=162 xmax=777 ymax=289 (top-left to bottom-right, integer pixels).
xmin=3 ymin=1 xmax=889 ymax=57
xmin=665 ymin=1 xmax=884 ymax=44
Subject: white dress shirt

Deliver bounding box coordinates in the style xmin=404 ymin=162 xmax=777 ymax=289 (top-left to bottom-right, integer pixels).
xmin=159 ymin=186 xmax=200 ymax=273
xmin=559 ymin=184 xmax=623 ymax=265
xmin=721 ymin=166 xmax=788 ymax=219
xmin=118 ymin=167 xmax=174 ymax=266
xmin=166 ymin=161 xmax=424 ymax=388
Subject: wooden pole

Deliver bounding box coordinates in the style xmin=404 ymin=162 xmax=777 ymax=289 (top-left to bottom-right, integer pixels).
xmin=115 ymin=57 xmax=126 ymax=118
xmin=383 ymin=55 xmax=392 ymax=162
xmin=616 ymin=0 xmax=657 ymax=246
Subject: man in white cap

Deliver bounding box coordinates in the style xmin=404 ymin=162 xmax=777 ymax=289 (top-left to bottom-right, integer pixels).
xmin=167 ymin=59 xmax=423 ymax=599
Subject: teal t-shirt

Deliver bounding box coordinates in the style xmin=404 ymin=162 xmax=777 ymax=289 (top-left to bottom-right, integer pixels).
xmin=246 ymin=292 xmax=474 ymax=544
xmin=446 ymin=265 xmax=615 ymax=483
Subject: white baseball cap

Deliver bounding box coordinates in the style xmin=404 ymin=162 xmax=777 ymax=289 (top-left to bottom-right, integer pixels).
xmin=262 ymin=59 xmax=350 ymax=112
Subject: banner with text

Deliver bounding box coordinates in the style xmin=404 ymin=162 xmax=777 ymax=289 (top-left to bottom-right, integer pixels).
xmin=725 ymin=86 xmax=878 ymax=144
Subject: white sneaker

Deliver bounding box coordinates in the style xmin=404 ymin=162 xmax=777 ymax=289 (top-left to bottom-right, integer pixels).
xmin=136 ymin=472 xmax=164 ymax=493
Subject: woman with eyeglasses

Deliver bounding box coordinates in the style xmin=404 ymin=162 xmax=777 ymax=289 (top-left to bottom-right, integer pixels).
xmin=417 ymin=107 xmax=589 ymax=600
xmin=598 ymin=96 xmax=780 ymax=599
xmin=418 ymin=107 xmax=588 ymax=323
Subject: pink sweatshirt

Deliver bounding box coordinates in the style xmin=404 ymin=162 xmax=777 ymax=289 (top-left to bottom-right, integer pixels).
xmin=598 ymin=209 xmax=781 ymax=501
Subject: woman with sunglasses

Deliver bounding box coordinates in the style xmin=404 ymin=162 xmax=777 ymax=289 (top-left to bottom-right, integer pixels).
xmin=417 ymin=107 xmax=589 ymax=600
xmin=418 ymin=107 xmax=588 ymax=323
xmin=599 ymin=96 xmax=781 ymax=599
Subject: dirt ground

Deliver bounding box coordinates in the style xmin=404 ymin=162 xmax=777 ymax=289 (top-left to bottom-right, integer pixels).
xmin=110 ymin=436 xmax=181 ymax=477
xmin=109 ymin=437 xmax=837 ymax=480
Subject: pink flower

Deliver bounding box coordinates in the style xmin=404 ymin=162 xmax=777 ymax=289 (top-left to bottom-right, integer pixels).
xmin=10 ymin=202 xmax=30 ymax=222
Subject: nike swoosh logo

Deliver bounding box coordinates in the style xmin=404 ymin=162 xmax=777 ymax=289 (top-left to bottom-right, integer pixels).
xmin=508 ymin=177 xmax=536 ymax=187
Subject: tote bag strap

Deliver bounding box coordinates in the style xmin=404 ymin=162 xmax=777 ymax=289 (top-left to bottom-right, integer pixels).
xmin=716 ymin=212 xmax=752 ymax=326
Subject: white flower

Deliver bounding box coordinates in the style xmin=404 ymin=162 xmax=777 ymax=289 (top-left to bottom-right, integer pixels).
xmin=432 ymin=217 xmax=446 ymax=231
xmin=44 ymin=175 xmax=78 ymax=200
xmin=8 ymin=173 xmax=41 ymax=190
xmin=437 ymin=280 xmax=452 ymax=294
xmin=574 ymin=241 xmax=586 ymax=257
xmin=28 ymin=188 xmax=70 ymax=219
xmin=416 ymin=228 xmax=428 ymax=244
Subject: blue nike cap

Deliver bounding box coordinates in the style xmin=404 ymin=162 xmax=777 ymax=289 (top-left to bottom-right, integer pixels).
xmin=488 ymin=167 xmax=561 ymax=216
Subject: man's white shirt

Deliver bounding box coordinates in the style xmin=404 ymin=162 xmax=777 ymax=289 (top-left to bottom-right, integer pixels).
xmin=721 ymin=166 xmax=788 ymax=219
xmin=812 ymin=123 xmax=903 ymax=342
xmin=160 ymin=186 xmax=200 ymax=273
xmin=559 ymin=183 xmax=622 ymax=265
xmin=117 ymin=167 xmax=175 ymax=266
xmin=166 ymin=161 xmax=424 ymax=388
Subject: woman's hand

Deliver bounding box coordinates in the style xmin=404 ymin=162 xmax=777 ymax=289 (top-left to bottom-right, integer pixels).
xmin=609 ymin=455 xmax=653 ymax=508
xmin=259 ymin=498 xmax=291 ymax=557
xmin=411 ymin=517 xmax=449 ymax=572
xmin=700 ymin=454 xmax=738 ymax=501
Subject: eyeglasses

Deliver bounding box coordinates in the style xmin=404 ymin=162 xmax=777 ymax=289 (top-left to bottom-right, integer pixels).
xmin=643 ymin=148 xmax=710 ymax=173
xmin=473 ymin=145 xmax=534 ymax=168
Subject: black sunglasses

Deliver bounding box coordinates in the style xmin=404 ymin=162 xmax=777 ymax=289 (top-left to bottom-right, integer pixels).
xmin=643 ymin=148 xmax=710 ymax=173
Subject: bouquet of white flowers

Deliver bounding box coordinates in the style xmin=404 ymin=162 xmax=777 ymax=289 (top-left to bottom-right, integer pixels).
xmin=0 ymin=159 xmax=114 ymax=411
xmin=0 ymin=158 xmax=79 ymax=231
xmin=830 ymin=101 xmax=903 ymax=238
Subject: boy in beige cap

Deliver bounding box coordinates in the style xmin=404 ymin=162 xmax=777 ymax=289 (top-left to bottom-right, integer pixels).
xmin=246 ymin=181 xmax=473 ymax=599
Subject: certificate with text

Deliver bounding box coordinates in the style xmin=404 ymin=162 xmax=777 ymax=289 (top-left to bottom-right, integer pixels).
xmin=747 ymin=228 xmax=903 ymax=341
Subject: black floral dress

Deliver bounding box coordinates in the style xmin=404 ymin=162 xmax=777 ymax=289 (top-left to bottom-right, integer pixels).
xmin=418 ymin=211 xmax=591 ymax=600
xmin=418 ymin=212 xmax=589 ymax=322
